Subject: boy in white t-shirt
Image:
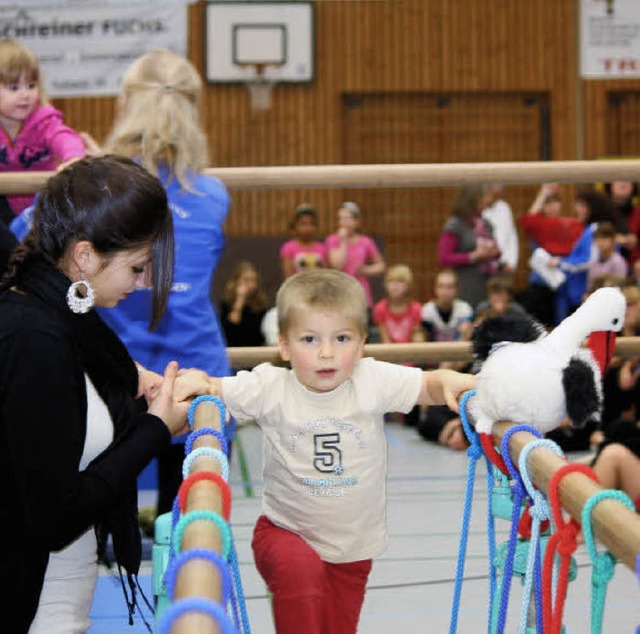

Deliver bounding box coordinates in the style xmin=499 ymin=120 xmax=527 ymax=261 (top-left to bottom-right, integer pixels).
xmin=201 ymin=269 xmax=476 ymax=634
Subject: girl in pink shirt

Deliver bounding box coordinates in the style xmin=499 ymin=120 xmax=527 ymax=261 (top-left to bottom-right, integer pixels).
xmin=326 ymin=201 xmax=385 ymax=309
xmin=279 ymin=203 xmax=327 ymax=278
xmin=0 ymin=39 xmax=85 ymax=216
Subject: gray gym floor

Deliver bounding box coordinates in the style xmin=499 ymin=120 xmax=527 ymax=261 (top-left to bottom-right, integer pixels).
xmin=229 ymin=422 xmax=640 ymax=633
xmin=91 ymin=421 xmax=640 ymax=632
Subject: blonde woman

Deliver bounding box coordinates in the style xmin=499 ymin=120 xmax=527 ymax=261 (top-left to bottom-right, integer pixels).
xmin=82 ymin=48 xmax=233 ymax=517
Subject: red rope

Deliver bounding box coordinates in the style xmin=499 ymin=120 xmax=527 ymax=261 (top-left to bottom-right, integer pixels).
xmin=541 ymin=463 xmax=599 ymax=634
xmin=479 ymin=432 xmax=509 ymax=475
xmin=178 ymin=471 xmax=232 ymax=520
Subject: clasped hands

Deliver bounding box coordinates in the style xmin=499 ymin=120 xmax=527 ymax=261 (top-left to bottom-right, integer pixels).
xmin=140 ymin=363 xmax=224 ymax=437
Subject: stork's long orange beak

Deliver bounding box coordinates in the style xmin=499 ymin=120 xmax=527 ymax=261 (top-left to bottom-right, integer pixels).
xmin=586 ymin=330 xmax=617 ymax=376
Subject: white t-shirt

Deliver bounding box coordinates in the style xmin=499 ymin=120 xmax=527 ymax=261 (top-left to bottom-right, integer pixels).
xmin=30 ymin=375 xmax=114 ymax=634
xmin=222 ymin=357 xmax=422 ymax=563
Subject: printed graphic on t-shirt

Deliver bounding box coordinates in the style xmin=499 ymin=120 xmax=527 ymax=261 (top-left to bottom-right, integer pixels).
xmin=290 ymin=417 xmax=365 ymax=498
xmin=294 ymin=251 xmax=324 ymax=272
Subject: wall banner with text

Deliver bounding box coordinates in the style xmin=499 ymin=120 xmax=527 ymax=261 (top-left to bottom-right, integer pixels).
xmin=581 ymin=0 xmax=640 ymax=78
xmin=0 ymin=3 xmax=187 ymax=97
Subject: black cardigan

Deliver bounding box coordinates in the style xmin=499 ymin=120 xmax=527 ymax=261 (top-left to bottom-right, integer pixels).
xmin=0 ymin=257 xmax=171 ymax=632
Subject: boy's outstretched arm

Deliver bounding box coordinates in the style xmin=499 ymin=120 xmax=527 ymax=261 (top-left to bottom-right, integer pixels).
xmin=418 ymin=369 xmax=477 ymax=412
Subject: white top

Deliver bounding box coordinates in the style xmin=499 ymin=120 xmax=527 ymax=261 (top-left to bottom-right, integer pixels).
xmin=222 ymin=358 xmax=422 ymax=563
xmin=421 ymin=299 xmax=474 ymax=341
xmin=483 ymin=199 xmax=519 ymax=269
xmin=30 ymin=375 xmax=114 ymax=634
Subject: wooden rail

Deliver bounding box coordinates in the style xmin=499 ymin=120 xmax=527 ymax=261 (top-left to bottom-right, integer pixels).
xmin=226 ymin=337 xmax=640 ymax=368
xmin=2 ymin=158 xmax=640 ymax=194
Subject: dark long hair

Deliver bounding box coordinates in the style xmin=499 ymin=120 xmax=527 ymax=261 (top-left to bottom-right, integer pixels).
xmin=6 ymin=155 xmax=174 ymax=328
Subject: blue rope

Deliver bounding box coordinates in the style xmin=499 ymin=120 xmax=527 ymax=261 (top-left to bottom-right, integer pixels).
xmin=188 ymin=394 xmax=227 ymax=434
xmin=450 ymin=390 xmax=486 ymax=634
xmin=518 ymin=438 xmax=564 ymax=634
xmin=156 ymin=597 xmax=236 ymax=634
xmin=581 ymin=488 xmax=635 ymax=634
xmin=494 ymin=425 xmax=542 ymax=634
xmin=229 ymin=537 xmax=252 ymax=633
xmin=185 ymin=427 xmax=229 ymax=455
xmin=163 ymin=548 xmax=232 ymax=605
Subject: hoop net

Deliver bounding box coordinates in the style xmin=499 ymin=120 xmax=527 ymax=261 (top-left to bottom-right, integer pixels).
xmin=245 ymin=63 xmax=277 ymax=111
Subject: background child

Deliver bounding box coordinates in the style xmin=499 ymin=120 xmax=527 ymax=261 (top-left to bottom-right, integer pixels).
xmin=373 ymin=263 xmax=424 ymax=344
xmin=205 ymin=268 xmax=476 ymax=634
xmin=326 ymin=200 xmax=386 ymax=313
xmin=475 ymin=274 xmax=531 ymax=319
xmin=280 ymin=202 xmax=327 ymax=278
xmin=0 ymin=39 xmax=84 ymax=217
xmin=587 ymin=220 xmax=628 ymax=289
xmin=220 ymin=260 xmax=269 ymax=348
xmin=421 ymin=268 xmax=474 ymax=342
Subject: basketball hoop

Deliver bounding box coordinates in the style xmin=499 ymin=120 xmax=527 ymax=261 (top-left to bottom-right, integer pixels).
xmin=245 ymin=63 xmax=278 ymax=111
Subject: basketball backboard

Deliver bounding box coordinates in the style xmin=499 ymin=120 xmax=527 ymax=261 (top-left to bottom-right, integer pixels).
xmin=205 ymin=1 xmax=315 ymax=84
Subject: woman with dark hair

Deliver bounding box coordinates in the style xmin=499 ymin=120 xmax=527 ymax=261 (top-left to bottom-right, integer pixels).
xmin=0 ymin=155 xmax=200 ymax=633
xmin=437 ymin=185 xmax=501 ymax=308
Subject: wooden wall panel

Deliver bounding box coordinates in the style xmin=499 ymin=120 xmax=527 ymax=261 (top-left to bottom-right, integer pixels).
xmin=44 ymin=0 xmax=634 ymax=301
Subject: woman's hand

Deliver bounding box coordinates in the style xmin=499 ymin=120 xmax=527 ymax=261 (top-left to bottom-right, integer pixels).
xmin=137 ymin=367 xmax=163 ymax=404
xmin=147 ymin=361 xmax=191 ymax=436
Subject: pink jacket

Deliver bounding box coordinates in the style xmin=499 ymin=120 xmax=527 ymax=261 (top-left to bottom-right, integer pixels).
xmin=0 ymin=105 xmax=85 ymax=215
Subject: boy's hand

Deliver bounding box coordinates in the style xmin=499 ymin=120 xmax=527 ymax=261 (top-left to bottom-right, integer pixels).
xmin=174 ymin=368 xmax=222 ymax=402
xmin=420 ymin=369 xmax=478 ymax=412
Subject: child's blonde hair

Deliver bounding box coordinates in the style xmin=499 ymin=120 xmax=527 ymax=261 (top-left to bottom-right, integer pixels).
xmin=105 ymin=48 xmax=208 ymax=190
xmin=385 ymin=264 xmax=414 ymax=297
xmin=277 ymin=269 xmax=368 ymax=335
xmin=0 ymin=39 xmax=47 ymax=105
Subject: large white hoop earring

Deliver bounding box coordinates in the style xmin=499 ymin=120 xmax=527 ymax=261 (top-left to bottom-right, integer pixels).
xmin=66 ymin=279 xmax=95 ymax=314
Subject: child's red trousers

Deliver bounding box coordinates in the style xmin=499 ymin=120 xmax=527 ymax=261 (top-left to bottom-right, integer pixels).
xmin=252 ymin=514 xmax=372 ymax=634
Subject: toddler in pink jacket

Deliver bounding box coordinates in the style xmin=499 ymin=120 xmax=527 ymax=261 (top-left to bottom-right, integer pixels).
xmin=0 ymin=39 xmax=84 ymax=216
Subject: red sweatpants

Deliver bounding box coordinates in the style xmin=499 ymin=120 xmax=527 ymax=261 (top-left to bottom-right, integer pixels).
xmin=251 ymin=515 xmax=372 ymax=634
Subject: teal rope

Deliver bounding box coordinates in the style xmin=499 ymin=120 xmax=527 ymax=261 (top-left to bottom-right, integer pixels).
xmin=581 ymin=488 xmax=635 ymax=634
xmin=518 ymin=438 xmax=564 ymax=634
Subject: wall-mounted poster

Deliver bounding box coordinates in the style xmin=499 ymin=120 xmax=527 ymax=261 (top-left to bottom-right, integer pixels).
xmin=581 ymin=0 xmax=640 ymax=78
xmin=0 ymin=1 xmax=190 ymax=97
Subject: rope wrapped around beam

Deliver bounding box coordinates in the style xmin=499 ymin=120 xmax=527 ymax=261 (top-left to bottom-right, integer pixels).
xmin=171 ymin=400 xmax=227 ymax=634
xmin=493 ymin=421 xmax=640 ymax=572
xmin=2 ymin=158 xmax=640 ymax=193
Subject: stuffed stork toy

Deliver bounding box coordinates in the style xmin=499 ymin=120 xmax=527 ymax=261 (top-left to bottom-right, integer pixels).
xmin=468 ymin=286 xmax=626 ymax=471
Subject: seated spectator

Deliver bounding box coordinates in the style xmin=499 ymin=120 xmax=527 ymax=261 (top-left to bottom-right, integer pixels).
xmin=220 ymin=260 xmax=268 ymax=348
xmin=475 ymin=275 xmax=532 ymax=320
xmin=587 ymin=221 xmax=628 ymax=289
xmin=421 ymin=268 xmax=474 ymax=343
xmin=416 ymin=405 xmax=470 ymax=451
xmin=373 ymin=264 xmax=424 ymax=344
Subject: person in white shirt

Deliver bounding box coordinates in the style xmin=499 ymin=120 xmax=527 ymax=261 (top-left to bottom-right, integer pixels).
xmin=188 ymin=269 xmax=477 ymax=634
xmin=482 ymin=183 xmax=519 ymax=274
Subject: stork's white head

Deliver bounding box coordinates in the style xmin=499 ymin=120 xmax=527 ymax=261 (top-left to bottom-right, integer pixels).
xmin=575 ymin=286 xmax=626 ymax=334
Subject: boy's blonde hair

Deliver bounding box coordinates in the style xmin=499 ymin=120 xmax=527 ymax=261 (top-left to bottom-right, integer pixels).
xmin=277 ymin=269 xmax=368 ymax=335
xmin=0 ymin=39 xmax=47 ymax=105
xmin=623 ymin=283 xmax=640 ymax=306
xmin=105 ymin=48 xmax=208 ymax=190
